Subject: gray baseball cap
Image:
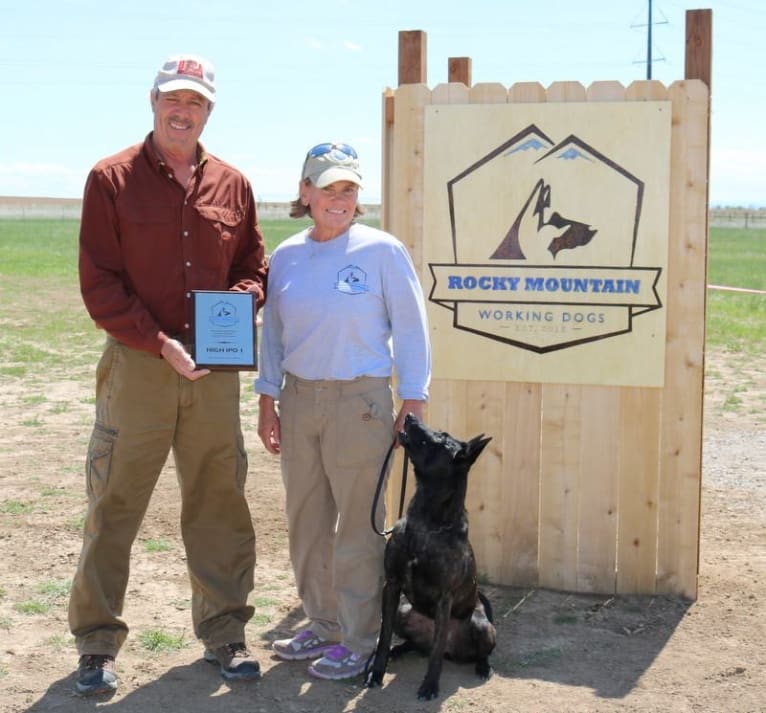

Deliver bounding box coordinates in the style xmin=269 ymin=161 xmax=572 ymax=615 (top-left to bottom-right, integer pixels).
xmin=302 ymin=143 xmax=363 ymax=188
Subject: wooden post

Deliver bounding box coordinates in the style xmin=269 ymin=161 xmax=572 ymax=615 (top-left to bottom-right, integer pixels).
xmin=399 ymin=30 xmax=427 ymax=85
xmin=685 ymin=9 xmax=712 ymax=89
xmin=448 ymin=57 xmax=472 ymax=86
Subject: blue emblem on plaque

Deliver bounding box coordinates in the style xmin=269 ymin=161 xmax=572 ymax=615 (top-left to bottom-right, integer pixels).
xmin=209 ymin=300 xmax=239 ymax=327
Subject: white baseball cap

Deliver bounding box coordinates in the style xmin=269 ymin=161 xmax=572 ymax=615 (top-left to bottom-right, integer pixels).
xmin=153 ymin=54 xmax=216 ymax=104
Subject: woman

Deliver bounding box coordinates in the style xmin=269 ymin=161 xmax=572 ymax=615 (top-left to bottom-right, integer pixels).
xmin=255 ymin=142 xmax=431 ymax=680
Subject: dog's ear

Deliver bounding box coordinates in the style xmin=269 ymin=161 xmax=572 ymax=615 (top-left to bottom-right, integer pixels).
xmin=459 ymin=435 xmax=492 ymax=466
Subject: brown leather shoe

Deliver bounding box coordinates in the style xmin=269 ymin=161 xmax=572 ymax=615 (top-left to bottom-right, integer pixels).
xmin=204 ymin=642 xmax=261 ymax=680
xmin=75 ymin=654 xmax=118 ymax=695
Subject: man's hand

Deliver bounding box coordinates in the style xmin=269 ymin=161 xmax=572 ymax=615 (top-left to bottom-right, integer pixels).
xmin=161 ymin=339 xmax=211 ymax=381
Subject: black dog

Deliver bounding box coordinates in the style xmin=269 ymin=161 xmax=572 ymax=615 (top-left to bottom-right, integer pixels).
xmin=366 ymin=413 xmax=496 ymax=700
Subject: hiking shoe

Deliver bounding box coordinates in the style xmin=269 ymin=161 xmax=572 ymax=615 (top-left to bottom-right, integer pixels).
xmin=203 ymin=642 xmax=261 ymax=680
xmin=308 ymin=644 xmax=370 ymax=680
xmin=272 ymin=629 xmax=336 ymax=661
xmin=75 ymin=654 xmax=118 ymax=696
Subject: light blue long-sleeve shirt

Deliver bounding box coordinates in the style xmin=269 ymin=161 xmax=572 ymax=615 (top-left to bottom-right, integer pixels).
xmin=254 ymin=222 xmax=431 ymax=401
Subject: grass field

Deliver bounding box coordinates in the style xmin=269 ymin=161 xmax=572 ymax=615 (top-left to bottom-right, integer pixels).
xmin=0 ymin=219 xmax=764 ymax=360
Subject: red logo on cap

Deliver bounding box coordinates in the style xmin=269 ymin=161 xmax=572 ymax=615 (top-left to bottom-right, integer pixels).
xmin=177 ymin=60 xmax=204 ymax=79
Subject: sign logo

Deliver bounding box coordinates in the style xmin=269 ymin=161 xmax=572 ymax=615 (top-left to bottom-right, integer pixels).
xmin=429 ymin=124 xmax=663 ymax=353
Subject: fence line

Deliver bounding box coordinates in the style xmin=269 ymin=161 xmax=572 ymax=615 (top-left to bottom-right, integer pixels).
xmin=0 ymin=197 xmax=756 ymax=227
xmin=708 ymin=284 xmax=766 ymax=295
xmin=0 ymin=198 xmax=380 ymax=222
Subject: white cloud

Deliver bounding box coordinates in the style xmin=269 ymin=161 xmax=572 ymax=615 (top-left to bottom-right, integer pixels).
xmin=343 ymin=40 xmax=362 ymax=52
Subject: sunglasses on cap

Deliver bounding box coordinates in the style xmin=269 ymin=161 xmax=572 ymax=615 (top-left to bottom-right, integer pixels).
xmin=306 ymin=142 xmax=358 ymax=160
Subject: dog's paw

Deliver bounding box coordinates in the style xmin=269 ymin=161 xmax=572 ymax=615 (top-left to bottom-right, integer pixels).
xmin=416 ymin=679 xmax=439 ymax=700
xmin=365 ymin=669 xmax=384 ymax=689
xmin=475 ymin=659 xmax=494 ymax=680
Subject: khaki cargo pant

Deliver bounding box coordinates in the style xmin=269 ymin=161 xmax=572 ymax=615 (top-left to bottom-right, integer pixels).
xmin=68 ymin=338 xmax=255 ymax=657
xmin=279 ymin=373 xmax=394 ymax=656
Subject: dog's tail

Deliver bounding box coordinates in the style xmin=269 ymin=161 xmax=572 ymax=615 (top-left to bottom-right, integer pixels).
xmin=478 ymin=590 xmax=494 ymax=623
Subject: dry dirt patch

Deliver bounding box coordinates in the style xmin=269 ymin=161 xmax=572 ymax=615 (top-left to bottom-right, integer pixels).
xmin=0 ymin=347 xmax=764 ymax=713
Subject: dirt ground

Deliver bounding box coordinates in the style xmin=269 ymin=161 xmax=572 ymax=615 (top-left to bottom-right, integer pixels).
xmin=1 ymin=335 xmax=764 ymax=713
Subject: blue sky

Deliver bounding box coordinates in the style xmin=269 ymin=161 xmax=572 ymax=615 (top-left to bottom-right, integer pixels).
xmin=2 ymin=0 xmax=764 ymax=206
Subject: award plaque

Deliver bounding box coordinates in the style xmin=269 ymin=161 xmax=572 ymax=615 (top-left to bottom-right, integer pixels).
xmin=192 ymin=290 xmax=257 ymax=370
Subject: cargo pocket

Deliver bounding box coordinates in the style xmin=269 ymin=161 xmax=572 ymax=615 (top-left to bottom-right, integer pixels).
xmin=335 ymin=391 xmax=394 ymax=469
xmin=86 ymin=423 xmax=118 ymax=498
xmin=235 ymin=432 xmax=249 ymax=491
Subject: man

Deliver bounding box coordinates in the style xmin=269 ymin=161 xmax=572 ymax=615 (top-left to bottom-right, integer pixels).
xmin=69 ymin=54 xmax=267 ymax=696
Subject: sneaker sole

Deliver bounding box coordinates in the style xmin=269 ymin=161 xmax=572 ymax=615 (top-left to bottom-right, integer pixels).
xmin=75 ymin=679 xmax=118 ymax=696
xmin=203 ymin=651 xmax=261 ymax=680
xmin=272 ymin=643 xmax=337 ymax=661
xmin=307 ymin=663 xmax=367 ymax=680
xmin=219 ymin=666 xmax=261 ymax=681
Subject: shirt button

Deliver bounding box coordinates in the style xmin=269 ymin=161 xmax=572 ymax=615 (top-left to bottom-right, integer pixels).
xmin=184 ymin=323 xmax=190 ymax=329
xmin=183 ymin=230 xmax=189 ymax=237
xmin=186 ymin=292 xmax=191 ymax=298
xmin=185 ymin=261 xmax=191 ymax=267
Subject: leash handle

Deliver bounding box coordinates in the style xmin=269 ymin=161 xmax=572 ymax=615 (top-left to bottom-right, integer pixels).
xmin=370 ymin=439 xmax=409 ymax=537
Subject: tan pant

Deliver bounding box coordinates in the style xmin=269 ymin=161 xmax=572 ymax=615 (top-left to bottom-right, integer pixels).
xmin=68 ymin=338 xmax=255 ymax=656
xmin=279 ymin=373 xmax=394 ymax=655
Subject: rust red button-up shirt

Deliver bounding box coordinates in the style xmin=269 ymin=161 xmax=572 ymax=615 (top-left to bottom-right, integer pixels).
xmin=79 ymin=134 xmax=267 ymax=355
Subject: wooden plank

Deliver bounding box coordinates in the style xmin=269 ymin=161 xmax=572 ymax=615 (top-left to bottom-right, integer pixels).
xmin=499 ymin=80 xmax=547 ymax=587
xmin=546 ymin=81 xmax=587 ymax=102
xmin=380 ymin=89 xmax=395 ymax=233
xmin=685 ymin=10 xmax=712 ymax=89
xmin=464 ymin=380 xmax=505 ymax=581
xmin=499 ymin=382 xmax=542 ymax=585
xmin=626 ymin=80 xmax=670 ymax=101
xmin=539 ymin=383 xmax=582 ymax=591
xmin=536 ymin=80 xmax=585 ymax=592
xmin=656 ymin=80 xmax=709 ymax=598
xmin=575 ymin=386 xmax=620 ymax=593
xmin=389 ymin=83 xmax=432 ymax=269
xmin=586 ymin=80 xmax=625 ymax=101
xmin=470 ymin=82 xmax=509 ymax=104
xmin=384 ymin=82 xmax=431 ymax=523
xmin=564 ymin=81 xmax=626 ymax=594
xmin=448 ymin=57 xmax=472 ymax=86
xmin=614 ymin=79 xmax=669 ymax=594
xmin=617 ymin=387 xmax=662 ymax=593
xmin=428 ymin=380 xmax=467 ymax=438
xmin=399 ymin=30 xmax=427 ymax=85
xmin=431 ymin=82 xmax=470 ymax=105
xmin=509 ymin=82 xmax=547 ymax=102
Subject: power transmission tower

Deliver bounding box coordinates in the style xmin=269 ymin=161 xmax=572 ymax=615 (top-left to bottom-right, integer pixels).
xmin=631 ymin=0 xmax=668 ymax=79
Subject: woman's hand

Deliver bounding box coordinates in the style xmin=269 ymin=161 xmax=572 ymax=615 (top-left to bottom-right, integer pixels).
xmin=393 ymin=399 xmax=425 ymax=447
xmin=257 ymin=394 xmax=282 ymax=455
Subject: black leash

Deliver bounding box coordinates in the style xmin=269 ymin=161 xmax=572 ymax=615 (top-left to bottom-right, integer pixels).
xmin=370 ymin=439 xmax=409 ymax=537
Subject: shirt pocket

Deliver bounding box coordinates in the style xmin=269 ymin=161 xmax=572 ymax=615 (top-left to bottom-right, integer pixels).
xmin=196 ymin=204 xmax=244 ymax=244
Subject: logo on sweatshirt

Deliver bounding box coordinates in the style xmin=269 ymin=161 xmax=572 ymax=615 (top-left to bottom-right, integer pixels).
xmin=335 ymin=265 xmax=369 ymax=295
